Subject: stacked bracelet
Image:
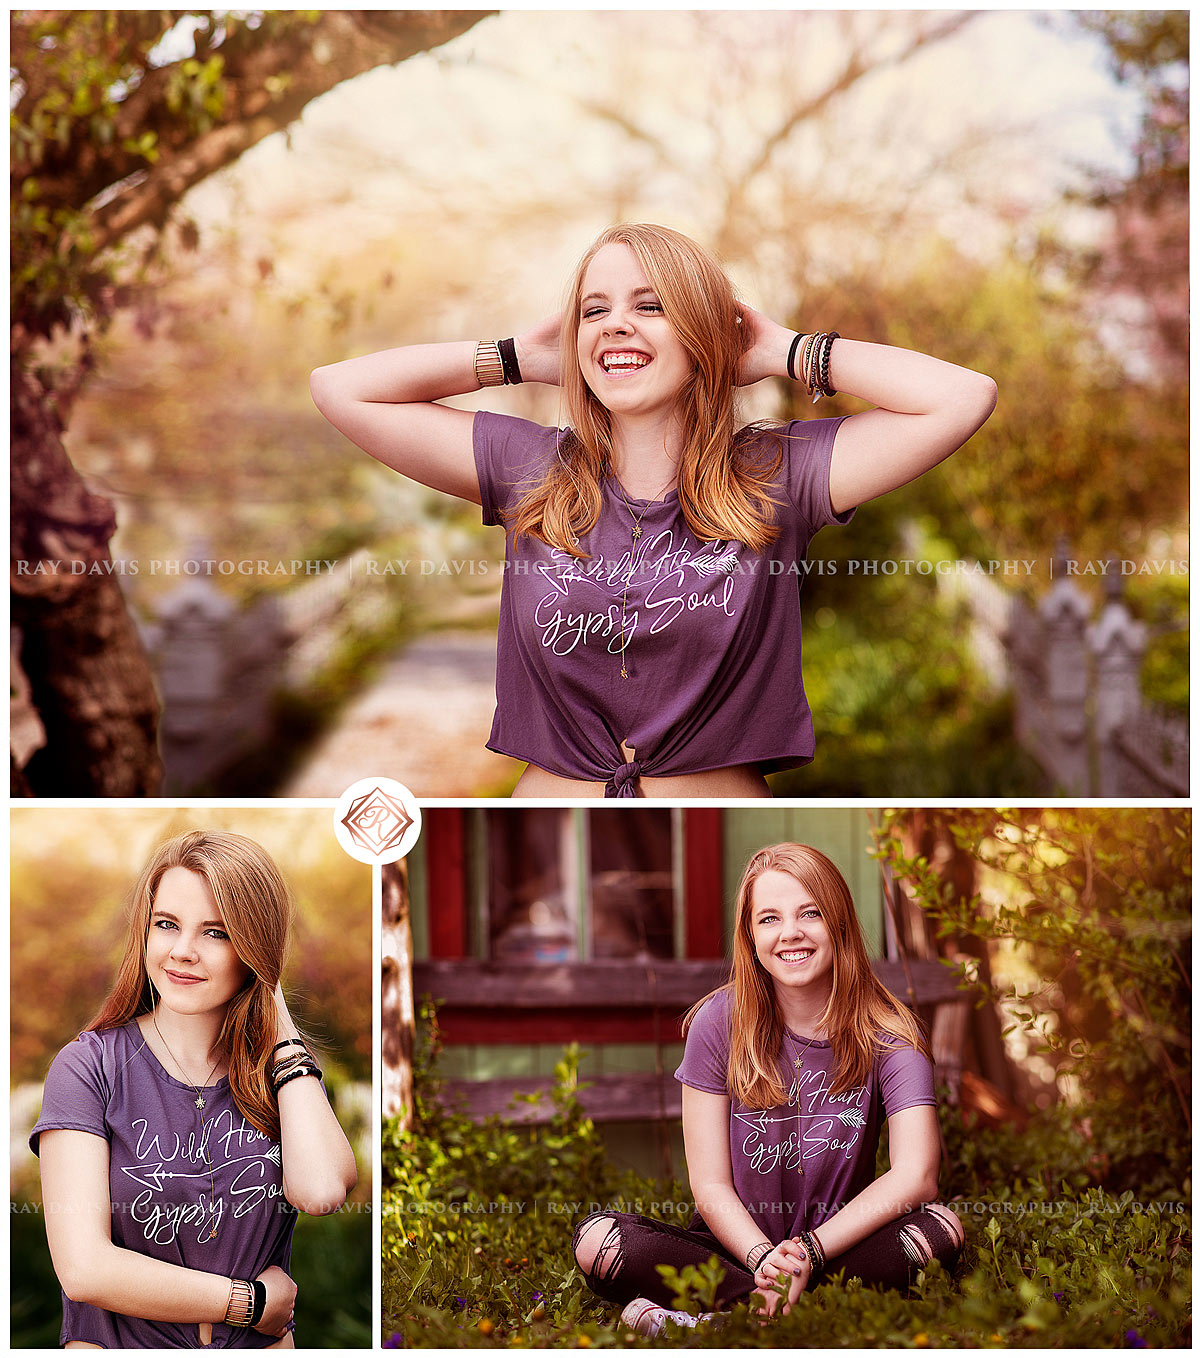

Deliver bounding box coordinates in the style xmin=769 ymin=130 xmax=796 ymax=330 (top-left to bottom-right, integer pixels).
xmin=745 ymin=1241 xmax=772 ymax=1273
xmin=473 ymin=340 xmax=504 ymax=388
xmin=796 ymin=1228 xmax=826 ymax=1275
xmin=474 ymin=338 xmax=523 ymax=388
xmin=790 ymin=330 xmax=839 ymax=403
xmin=497 ymin=337 xmax=523 ymax=385
xmin=249 ymin=1279 xmax=267 ymax=1328
xmin=271 ymin=1038 xmax=322 ymax=1096
xmin=225 ymin=1278 xmax=254 ymax=1327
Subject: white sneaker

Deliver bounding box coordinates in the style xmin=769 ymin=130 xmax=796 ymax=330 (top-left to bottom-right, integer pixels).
xmin=620 ymin=1297 xmax=714 ymax=1337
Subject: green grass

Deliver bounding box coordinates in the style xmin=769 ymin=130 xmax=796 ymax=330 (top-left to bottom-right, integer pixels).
xmin=383 ymin=1048 xmax=1191 ymax=1348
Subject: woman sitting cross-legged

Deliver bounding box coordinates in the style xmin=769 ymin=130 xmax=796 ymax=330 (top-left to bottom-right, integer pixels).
xmin=572 ymin=842 xmax=965 ymax=1335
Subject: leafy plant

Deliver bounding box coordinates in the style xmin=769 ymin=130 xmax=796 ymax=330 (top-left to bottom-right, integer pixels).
xmin=383 ymin=1006 xmax=1191 ymax=1347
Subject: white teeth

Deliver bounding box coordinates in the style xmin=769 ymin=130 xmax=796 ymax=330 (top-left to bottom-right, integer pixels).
xmin=779 ymin=950 xmax=813 ymax=962
xmin=601 ymin=352 xmax=650 ymax=372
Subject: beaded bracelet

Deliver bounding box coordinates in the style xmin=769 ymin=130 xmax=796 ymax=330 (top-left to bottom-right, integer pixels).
xmin=274 ymin=1064 xmax=322 ymax=1094
xmin=796 ymin=1228 xmax=826 ymax=1274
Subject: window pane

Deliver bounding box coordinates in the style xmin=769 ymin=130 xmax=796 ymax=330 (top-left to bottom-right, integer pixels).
xmin=589 ymin=810 xmax=674 ymax=959
xmin=485 ymin=809 xmax=576 ymax=962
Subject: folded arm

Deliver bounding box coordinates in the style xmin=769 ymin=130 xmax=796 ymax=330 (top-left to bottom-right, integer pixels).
xmin=39 ymin=1130 xmax=294 ymax=1335
xmin=736 ymin=306 xmax=997 ymax=514
xmin=809 ymin=1102 xmax=941 ymax=1261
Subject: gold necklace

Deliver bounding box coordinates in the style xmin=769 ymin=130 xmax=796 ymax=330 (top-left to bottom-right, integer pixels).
xmin=783 ymin=1028 xmax=818 ymax=1178
xmin=151 ymin=1008 xmax=222 ymax=1240
xmin=614 ymin=472 xmax=675 ymax=681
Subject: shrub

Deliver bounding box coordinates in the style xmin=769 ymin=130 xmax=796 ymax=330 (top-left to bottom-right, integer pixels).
xmin=382 ymin=1031 xmax=1191 ymax=1347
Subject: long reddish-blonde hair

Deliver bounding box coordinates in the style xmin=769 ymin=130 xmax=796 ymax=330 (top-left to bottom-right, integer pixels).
xmin=684 ymin=843 xmax=928 ymax=1109
xmin=87 ymin=830 xmax=296 ymax=1140
xmin=506 ymin=223 xmax=786 ymax=557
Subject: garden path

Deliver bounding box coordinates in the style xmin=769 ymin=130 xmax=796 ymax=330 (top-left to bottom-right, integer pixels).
xmin=282 ymin=630 xmax=519 ymax=797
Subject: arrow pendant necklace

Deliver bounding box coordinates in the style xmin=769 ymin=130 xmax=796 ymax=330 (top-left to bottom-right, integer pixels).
xmin=152 ymin=1007 xmax=221 ymax=1240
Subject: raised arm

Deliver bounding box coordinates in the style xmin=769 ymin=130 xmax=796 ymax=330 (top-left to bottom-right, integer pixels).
xmin=737 ymin=307 xmax=997 ymax=515
xmin=272 ymin=985 xmax=358 ymax=1217
xmin=308 ymin=316 xmax=563 ymax=503
xmin=39 ymin=1130 xmax=295 ymax=1337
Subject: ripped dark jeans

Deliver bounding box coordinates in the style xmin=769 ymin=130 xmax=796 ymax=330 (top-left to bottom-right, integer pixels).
xmin=572 ymin=1205 xmax=964 ymax=1309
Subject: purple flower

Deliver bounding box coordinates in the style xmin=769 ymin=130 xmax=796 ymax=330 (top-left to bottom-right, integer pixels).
xmin=1125 ymin=1331 xmax=1148 ymax=1349
xmin=383 ymin=1334 xmax=404 ymax=1349
xmin=532 ymin=1292 xmax=543 ymax=1303
xmin=452 ymin=1297 xmax=466 ymax=1311
xmin=1053 ymin=1293 xmax=1064 ymax=1303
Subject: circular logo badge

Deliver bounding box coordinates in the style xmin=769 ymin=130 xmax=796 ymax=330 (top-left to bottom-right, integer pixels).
xmin=333 ymin=777 xmax=422 ymax=865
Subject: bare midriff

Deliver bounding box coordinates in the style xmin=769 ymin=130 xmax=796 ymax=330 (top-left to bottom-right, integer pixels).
xmin=513 ymin=761 xmax=771 ymax=799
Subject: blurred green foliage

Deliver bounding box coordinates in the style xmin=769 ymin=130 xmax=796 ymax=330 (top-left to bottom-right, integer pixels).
xmin=873 ymin=808 xmax=1191 ymax=1120
xmin=10 ymin=1192 xmax=370 ymax=1349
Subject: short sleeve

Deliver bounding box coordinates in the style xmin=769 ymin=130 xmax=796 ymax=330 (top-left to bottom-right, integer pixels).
xmin=779 ymin=416 xmax=854 ymax=536
xmin=674 ymin=991 xmax=733 ymax=1095
xmin=472 ymin=411 xmax=560 ymax=527
xmin=876 ymin=1041 xmax=937 ymax=1118
xmin=29 ymin=1032 xmax=112 ymax=1155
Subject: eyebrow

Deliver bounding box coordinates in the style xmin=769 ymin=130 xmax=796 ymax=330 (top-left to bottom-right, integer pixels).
xmin=151 ymin=909 xmax=227 ymax=928
xmin=580 ymin=285 xmax=659 ymax=305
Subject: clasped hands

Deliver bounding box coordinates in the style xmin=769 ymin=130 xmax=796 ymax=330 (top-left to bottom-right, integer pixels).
xmin=752 ymin=1236 xmax=812 ymax=1318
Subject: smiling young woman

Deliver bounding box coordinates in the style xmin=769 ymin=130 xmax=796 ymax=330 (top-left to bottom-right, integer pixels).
xmin=310 ymin=223 xmax=996 ymax=798
xmin=571 ymin=842 xmax=965 ymax=1336
xmin=30 ymin=832 xmax=358 ymax=1349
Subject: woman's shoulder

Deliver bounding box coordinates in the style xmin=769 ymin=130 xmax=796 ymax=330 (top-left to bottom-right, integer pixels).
xmin=871 ymin=1032 xmax=935 ymax=1087
xmin=474 ymin=409 xmax=566 ymax=454
xmin=687 ymin=985 xmax=734 ymax=1038
xmin=47 ymin=1022 xmax=135 ymax=1080
xmin=473 ymin=411 xmax=567 ymax=507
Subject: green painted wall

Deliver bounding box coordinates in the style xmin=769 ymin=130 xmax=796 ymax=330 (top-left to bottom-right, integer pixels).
xmin=721 ymin=807 xmax=883 ymax=957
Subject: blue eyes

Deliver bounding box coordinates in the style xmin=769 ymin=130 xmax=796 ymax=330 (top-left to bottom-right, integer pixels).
xmin=757 ymin=910 xmax=820 ymax=925
xmin=152 ymin=918 xmax=230 ymax=941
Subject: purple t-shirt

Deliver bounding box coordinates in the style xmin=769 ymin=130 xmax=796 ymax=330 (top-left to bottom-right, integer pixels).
xmin=675 ymin=987 xmax=936 ymax=1244
xmin=30 ymin=1022 xmax=296 ymax=1349
xmin=473 ymin=411 xmax=853 ymax=794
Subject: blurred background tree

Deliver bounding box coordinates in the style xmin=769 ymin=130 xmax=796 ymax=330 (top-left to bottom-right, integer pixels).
xmin=874 ymin=808 xmax=1191 ymax=1131
xmin=10 ymin=9 xmax=489 ymax=796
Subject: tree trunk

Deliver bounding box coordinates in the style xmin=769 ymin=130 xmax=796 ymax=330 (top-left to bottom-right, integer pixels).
xmin=382 ymin=860 xmax=416 ymax=1129
xmin=11 ymin=362 xmax=163 ymax=795
xmin=10 ymin=10 xmax=492 ymax=795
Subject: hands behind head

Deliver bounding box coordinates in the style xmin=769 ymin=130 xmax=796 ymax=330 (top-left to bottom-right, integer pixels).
xmin=514 ymin=314 xmax=564 ymax=386
xmin=735 ymin=305 xmax=795 ymax=388
xmin=751 ymin=1236 xmax=812 ymax=1318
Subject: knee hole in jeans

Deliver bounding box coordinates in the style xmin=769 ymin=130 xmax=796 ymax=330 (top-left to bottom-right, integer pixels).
xmin=924 ymin=1202 xmax=966 ymax=1250
xmin=573 ymin=1214 xmax=623 ymax=1285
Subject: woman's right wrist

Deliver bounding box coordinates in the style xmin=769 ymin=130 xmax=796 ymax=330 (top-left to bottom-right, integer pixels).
xmin=224 ymin=1277 xmax=267 ymax=1328
xmin=745 ymin=1239 xmax=773 ymax=1272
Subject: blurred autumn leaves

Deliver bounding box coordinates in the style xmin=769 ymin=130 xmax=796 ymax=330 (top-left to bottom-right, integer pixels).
xmin=10 ymin=808 xmax=371 ymax=1085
